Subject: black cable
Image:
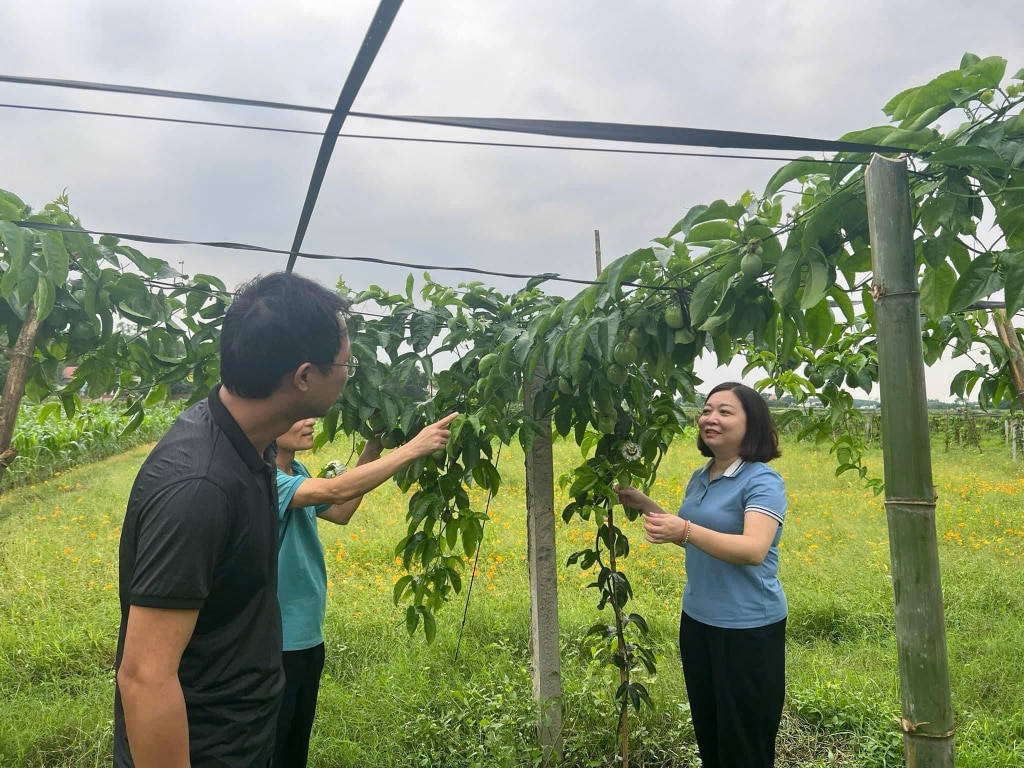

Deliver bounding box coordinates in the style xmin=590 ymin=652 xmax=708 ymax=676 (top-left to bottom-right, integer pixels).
xmin=30 ymin=175 xmax=872 ymax=308
xmin=0 ymin=74 xmax=912 ymax=154
xmin=287 ymin=0 xmax=404 ymax=272
xmin=0 ymin=102 xmax=864 ymax=165
xmin=16 ymin=220 xmax=603 ymax=286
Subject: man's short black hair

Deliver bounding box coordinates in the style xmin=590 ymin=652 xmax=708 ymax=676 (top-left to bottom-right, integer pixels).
xmin=696 ymin=382 xmax=781 ymax=463
xmin=220 ymin=272 xmax=351 ymax=398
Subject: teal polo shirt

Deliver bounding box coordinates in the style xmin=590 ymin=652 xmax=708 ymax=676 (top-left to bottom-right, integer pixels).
xmin=276 ymin=461 xmax=332 ymax=651
xmin=679 ymin=459 xmax=788 ymax=629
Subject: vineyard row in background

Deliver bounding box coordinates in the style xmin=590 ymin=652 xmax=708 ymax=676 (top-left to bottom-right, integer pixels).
xmin=2 ymin=399 xmax=1022 ymax=495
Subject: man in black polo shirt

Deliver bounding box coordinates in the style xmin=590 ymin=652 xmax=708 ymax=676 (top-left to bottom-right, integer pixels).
xmin=114 ymin=272 xmax=352 ymax=768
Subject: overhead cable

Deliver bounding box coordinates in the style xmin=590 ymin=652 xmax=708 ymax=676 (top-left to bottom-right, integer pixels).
xmin=0 ymin=74 xmax=913 ymax=154
xmin=13 ymin=220 xmax=600 ymax=286
xmin=0 ymin=102 xmax=861 ymax=165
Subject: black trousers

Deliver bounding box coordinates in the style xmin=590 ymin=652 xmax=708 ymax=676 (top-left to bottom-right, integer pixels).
xmin=273 ymin=643 xmax=326 ymax=768
xmin=679 ymin=612 xmax=786 ymax=768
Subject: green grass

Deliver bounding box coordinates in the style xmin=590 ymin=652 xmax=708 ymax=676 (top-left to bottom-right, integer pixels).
xmin=1 ymin=435 xmax=1022 ymax=766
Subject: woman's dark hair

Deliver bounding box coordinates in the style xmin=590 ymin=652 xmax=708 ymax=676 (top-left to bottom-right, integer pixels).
xmin=220 ymin=272 xmax=351 ymax=398
xmin=696 ymin=382 xmax=781 ymax=463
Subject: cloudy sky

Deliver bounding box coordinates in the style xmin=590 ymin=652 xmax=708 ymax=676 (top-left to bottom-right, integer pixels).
xmin=2 ymin=1 xmax=1021 ymax=399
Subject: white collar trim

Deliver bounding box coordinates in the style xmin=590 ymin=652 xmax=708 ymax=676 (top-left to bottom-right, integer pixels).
xmin=704 ymin=457 xmax=746 ymax=478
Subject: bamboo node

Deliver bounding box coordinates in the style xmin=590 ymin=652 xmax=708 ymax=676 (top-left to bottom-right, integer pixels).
xmin=873 ymin=288 xmax=920 ymax=300
xmin=885 ymin=497 xmax=937 ymax=506
xmin=897 ymin=718 xmax=954 ymax=737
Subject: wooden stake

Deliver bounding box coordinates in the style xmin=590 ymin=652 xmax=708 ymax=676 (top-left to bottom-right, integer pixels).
xmin=524 ymin=368 xmax=563 ymax=764
xmin=594 ymin=229 xmax=603 ymax=276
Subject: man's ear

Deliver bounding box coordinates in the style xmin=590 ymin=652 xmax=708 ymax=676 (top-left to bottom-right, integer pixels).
xmin=292 ymin=362 xmax=314 ymax=392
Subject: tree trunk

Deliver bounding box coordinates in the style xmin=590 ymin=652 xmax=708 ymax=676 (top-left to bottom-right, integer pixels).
xmin=0 ymin=302 xmax=40 ymax=490
xmin=865 ymin=156 xmax=955 ymax=767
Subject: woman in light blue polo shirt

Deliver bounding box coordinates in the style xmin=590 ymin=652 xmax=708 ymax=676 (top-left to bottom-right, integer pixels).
xmin=617 ymin=382 xmax=787 ymax=768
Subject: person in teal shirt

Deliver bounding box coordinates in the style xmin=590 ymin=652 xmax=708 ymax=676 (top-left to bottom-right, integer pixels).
xmin=273 ymin=411 xmax=457 ymax=768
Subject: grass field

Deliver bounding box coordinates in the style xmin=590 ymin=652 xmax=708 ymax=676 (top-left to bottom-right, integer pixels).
xmin=1 ymin=433 xmax=1022 ymax=767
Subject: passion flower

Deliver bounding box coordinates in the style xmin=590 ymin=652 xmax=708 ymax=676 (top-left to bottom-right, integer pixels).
xmin=620 ymin=442 xmax=642 ymax=462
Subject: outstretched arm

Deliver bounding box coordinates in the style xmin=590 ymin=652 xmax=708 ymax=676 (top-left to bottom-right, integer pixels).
xmin=288 ymin=413 xmax=457 ymax=521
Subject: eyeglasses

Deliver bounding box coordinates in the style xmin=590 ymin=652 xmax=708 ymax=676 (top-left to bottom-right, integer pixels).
xmin=316 ymin=357 xmax=359 ymax=375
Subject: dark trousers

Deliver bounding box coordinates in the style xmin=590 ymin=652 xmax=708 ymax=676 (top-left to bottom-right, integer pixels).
xmin=273 ymin=643 xmax=326 ymax=768
xmin=679 ymin=612 xmax=786 ymax=768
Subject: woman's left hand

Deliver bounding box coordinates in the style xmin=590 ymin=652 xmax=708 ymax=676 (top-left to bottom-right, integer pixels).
xmin=642 ymin=512 xmax=688 ymax=545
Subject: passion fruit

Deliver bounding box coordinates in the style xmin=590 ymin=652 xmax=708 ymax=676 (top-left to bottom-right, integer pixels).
xmin=740 ymin=252 xmax=763 ymax=279
xmin=612 ymin=342 xmax=638 ymax=366
xmin=664 ymin=303 xmax=685 ymax=329
xmin=607 ymin=363 xmax=628 ymax=386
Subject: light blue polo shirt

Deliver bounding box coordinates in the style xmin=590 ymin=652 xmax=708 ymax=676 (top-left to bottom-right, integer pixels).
xmin=276 ymin=461 xmax=332 ymax=651
xmin=679 ymin=459 xmax=787 ymax=629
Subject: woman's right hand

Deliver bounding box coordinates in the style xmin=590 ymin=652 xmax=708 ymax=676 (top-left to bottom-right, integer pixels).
xmin=614 ymin=484 xmax=651 ymax=511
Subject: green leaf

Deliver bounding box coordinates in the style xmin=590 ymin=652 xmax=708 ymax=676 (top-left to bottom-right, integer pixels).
xmin=926 ymin=145 xmax=1006 ymax=168
xmin=688 ymin=274 xmax=726 ymax=328
xmin=604 ymin=247 xmax=649 ymax=300
xmin=920 ymin=261 xmax=957 ymax=320
xmin=119 ymin=407 xmax=145 ymax=437
xmin=771 ymin=243 xmax=803 ymax=306
xmin=692 ymin=199 xmax=747 ymax=224
xmin=393 ymin=574 xmax=415 ymax=605
xmin=800 ymin=249 xmax=831 ymax=309
xmin=668 ymin=205 xmax=708 ymax=238
xmin=405 ymin=605 xmax=419 ymax=636
xmin=779 ymin=314 xmax=797 ymax=364
xmin=948 ymin=252 xmax=1000 ymax=311
xmin=878 ymin=128 xmax=937 ymax=149
xmin=1003 ymin=250 xmax=1024 ymax=315
xmin=0 ymin=188 xmax=27 ymax=218
xmin=39 ymin=230 xmax=70 ymax=286
xmin=0 ymin=222 xmax=32 ymax=300
xmin=962 ymin=55 xmax=1006 ymax=86
xmin=686 ymin=220 xmax=739 ymax=245
xmin=712 ymin=329 xmax=733 ymax=365
xmin=885 ymin=61 xmax=1004 ymax=123
xmin=959 ymin=52 xmax=981 ymax=70
xmin=408 ymin=310 xmax=436 ymax=353
xmin=763 ymin=157 xmax=827 ymax=197
xmin=919 ymin=195 xmax=956 ymax=234
xmin=804 ymin=299 xmax=833 ymax=348
xmin=828 ymin=288 xmax=856 ymax=324
xmin=422 ymin=610 xmax=437 ymax=643
xmin=33 ymin=277 xmax=55 ymax=323
xmin=59 ymin=391 xmax=79 ymax=419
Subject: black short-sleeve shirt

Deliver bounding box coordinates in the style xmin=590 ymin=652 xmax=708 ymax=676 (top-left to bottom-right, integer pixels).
xmin=114 ymin=385 xmax=284 ymax=767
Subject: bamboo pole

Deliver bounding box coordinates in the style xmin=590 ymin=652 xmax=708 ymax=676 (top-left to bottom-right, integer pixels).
xmin=865 ymin=155 xmax=954 ymax=767
xmin=994 ymin=309 xmax=1024 ymax=408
